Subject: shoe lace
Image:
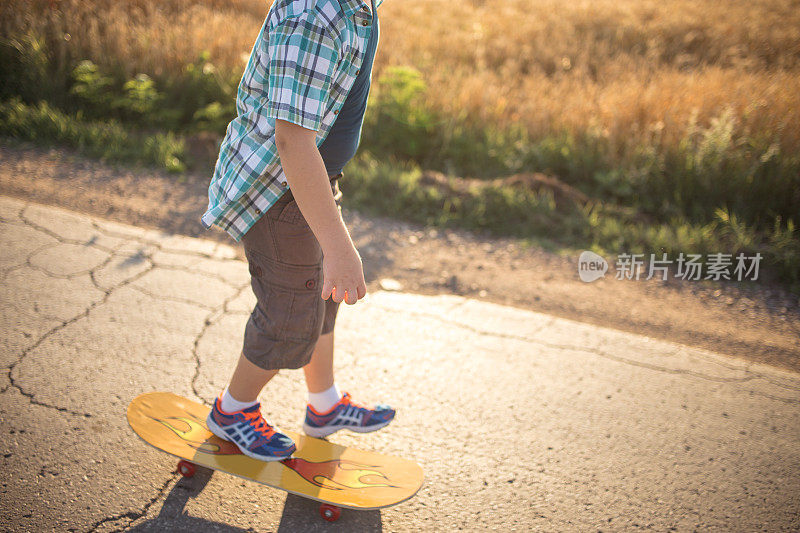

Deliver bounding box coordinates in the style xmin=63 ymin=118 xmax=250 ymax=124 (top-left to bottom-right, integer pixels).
xmin=340 ymin=392 xmax=368 ymax=412
xmin=243 ymin=411 xmax=276 ymax=438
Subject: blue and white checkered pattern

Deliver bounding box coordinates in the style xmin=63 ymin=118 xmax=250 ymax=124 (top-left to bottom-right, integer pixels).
xmin=202 ymin=0 xmax=384 ymax=241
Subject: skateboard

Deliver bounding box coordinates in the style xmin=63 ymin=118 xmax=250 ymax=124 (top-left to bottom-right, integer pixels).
xmin=127 ymin=392 xmax=424 ymax=522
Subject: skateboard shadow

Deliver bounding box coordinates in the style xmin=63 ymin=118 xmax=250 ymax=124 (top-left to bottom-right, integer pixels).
xmin=126 ymin=467 xmax=250 ymax=532
xmin=125 ymin=466 xmax=383 ymax=531
xmin=277 ymin=493 xmax=383 ymax=532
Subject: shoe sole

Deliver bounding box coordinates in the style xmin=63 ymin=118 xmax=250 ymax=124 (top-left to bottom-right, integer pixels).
xmin=302 ymin=418 xmax=393 ymax=439
xmin=206 ymin=415 xmax=294 ymax=462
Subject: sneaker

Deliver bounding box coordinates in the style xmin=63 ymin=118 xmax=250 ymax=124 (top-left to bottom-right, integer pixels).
xmin=302 ymin=391 xmax=395 ymax=438
xmin=206 ymin=395 xmax=295 ymax=462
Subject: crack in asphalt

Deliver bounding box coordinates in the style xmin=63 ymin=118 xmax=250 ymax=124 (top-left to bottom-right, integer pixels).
xmin=148 ymin=262 xmax=247 ymax=289
xmin=6 ymin=260 xmax=156 ymax=417
xmin=88 ymin=219 xmax=241 ymax=264
xmin=5 ymin=303 xmax=70 ymax=325
xmin=0 ymin=238 xmax=61 ymax=282
xmin=190 ymin=282 xmax=251 ymax=405
xmin=4 ymin=204 xmax=160 ymax=416
xmin=4 ymin=200 xmax=249 ymax=419
xmin=85 ymin=475 xmax=177 ymax=533
xmin=20 ymin=207 xmax=119 ymax=254
xmin=3 ymin=200 xmax=257 ymax=530
xmin=372 ymin=303 xmax=800 ymax=402
xmin=25 ymin=241 xmax=127 ymax=286
xmin=25 ymin=252 xmax=114 ymax=280
xmin=127 ymin=284 xmax=218 ymax=311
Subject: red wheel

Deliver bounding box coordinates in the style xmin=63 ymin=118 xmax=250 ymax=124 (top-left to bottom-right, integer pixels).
xmin=319 ymin=503 xmax=341 ymax=522
xmin=177 ymin=460 xmax=196 ymax=478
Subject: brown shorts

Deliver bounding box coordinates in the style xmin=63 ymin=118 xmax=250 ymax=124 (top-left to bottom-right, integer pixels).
xmin=240 ymin=175 xmax=343 ymax=370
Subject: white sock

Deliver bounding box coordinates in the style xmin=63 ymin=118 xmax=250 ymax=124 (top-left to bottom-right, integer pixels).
xmin=308 ymin=384 xmax=342 ymax=413
xmin=220 ymin=387 xmax=258 ymax=413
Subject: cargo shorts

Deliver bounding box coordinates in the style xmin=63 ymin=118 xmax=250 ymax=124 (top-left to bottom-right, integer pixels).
xmin=240 ymin=174 xmax=344 ymax=370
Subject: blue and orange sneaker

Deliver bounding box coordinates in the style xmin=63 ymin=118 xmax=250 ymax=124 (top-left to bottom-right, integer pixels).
xmin=302 ymin=391 xmax=395 ymax=438
xmin=206 ymin=395 xmax=295 ymax=462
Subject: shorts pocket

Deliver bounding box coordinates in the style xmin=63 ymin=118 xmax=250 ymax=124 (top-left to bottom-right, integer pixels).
xmin=267 ymin=207 xmax=323 ymax=266
xmin=245 ymin=248 xmax=324 ymax=343
xmin=268 ymin=196 xmax=305 ymax=226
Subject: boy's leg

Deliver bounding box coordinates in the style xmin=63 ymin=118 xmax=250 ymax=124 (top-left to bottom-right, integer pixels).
xmin=302 ymin=297 xmax=342 ymax=413
xmin=303 ymin=284 xmax=341 ymax=395
xmin=300 ymin=295 xmax=397 ymax=438
xmin=303 ymin=331 xmax=335 ymax=393
xmin=227 ymin=351 xmax=279 ymax=403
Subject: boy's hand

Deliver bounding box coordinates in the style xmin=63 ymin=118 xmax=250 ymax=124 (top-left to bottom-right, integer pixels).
xmin=320 ymin=242 xmax=367 ymax=305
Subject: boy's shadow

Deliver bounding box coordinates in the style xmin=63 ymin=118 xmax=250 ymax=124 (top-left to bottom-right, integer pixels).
xmin=126 ymin=467 xmax=382 ymax=532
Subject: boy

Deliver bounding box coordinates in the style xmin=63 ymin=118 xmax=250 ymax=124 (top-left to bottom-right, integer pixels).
xmin=200 ymin=0 xmax=393 ymax=461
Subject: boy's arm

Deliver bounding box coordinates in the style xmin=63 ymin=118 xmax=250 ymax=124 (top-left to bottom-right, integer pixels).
xmin=274 ymin=118 xmax=366 ymax=305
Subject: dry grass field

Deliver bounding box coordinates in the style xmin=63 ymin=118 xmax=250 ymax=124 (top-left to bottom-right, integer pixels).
xmin=6 ymin=0 xmax=798 ymax=153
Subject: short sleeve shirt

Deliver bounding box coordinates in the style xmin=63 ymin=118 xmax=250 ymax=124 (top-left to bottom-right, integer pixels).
xmin=202 ymin=0 xmax=383 ymax=241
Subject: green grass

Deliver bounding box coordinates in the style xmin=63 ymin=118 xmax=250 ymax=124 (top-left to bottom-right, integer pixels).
xmin=0 ymin=98 xmax=187 ymax=172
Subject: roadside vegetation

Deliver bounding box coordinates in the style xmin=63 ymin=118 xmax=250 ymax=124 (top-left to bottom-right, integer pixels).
xmin=1 ymin=0 xmax=798 ymax=288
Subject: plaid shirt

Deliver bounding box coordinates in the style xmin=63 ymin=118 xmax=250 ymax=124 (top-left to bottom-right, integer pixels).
xmin=202 ymin=0 xmax=383 ymax=241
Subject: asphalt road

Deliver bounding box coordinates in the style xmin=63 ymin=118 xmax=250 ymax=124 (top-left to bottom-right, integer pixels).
xmin=1 ymin=196 xmax=798 ymax=532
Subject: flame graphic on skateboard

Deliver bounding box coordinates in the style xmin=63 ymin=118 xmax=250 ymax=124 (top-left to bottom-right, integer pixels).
xmin=281 ymin=458 xmax=398 ymax=490
xmin=151 ymin=414 xmax=397 ymax=491
xmin=151 ymin=414 xmax=242 ymax=455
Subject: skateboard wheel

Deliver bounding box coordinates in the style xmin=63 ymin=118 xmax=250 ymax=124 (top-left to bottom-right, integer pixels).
xmin=319 ymin=503 xmax=341 ymax=522
xmin=177 ymin=460 xmax=196 ymax=478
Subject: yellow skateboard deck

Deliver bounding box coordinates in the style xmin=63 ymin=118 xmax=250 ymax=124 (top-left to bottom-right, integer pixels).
xmin=127 ymin=392 xmax=423 ymax=516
